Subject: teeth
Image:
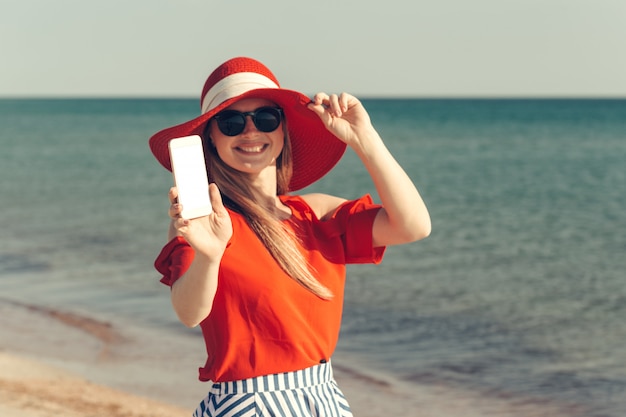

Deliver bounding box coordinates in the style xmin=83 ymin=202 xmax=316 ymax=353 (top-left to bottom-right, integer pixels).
xmin=239 ymin=145 xmax=264 ymax=153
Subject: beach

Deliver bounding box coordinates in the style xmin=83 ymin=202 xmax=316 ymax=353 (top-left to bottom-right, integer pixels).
xmin=0 ymin=298 xmax=592 ymax=417
xmin=0 ymin=297 xmax=431 ymax=417
xmin=1 ymin=98 xmax=625 ymax=416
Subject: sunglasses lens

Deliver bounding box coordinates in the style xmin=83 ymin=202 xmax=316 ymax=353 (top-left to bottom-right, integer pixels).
xmin=254 ymin=108 xmax=281 ymax=132
xmin=216 ymin=111 xmax=246 ymax=136
xmin=215 ymin=107 xmax=282 ymax=136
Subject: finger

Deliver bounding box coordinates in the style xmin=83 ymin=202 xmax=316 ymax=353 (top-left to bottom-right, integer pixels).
xmin=168 ymin=187 xmax=179 ymax=204
xmin=311 ymin=92 xmax=329 ymax=106
xmin=338 ymin=92 xmax=351 ymax=112
xmin=208 ymin=183 xmax=226 ymax=214
xmin=307 ymin=96 xmax=332 ymax=121
xmin=328 ymin=94 xmax=341 ymax=116
xmin=168 ymin=203 xmax=183 ymax=219
xmin=173 ymin=217 xmax=190 ymax=230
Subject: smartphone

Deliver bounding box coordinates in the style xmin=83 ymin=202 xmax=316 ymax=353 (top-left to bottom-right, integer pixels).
xmin=168 ymin=135 xmax=212 ymax=219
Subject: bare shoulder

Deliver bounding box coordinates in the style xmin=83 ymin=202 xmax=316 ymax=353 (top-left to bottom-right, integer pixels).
xmin=299 ymin=193 xmax=348 ymax=220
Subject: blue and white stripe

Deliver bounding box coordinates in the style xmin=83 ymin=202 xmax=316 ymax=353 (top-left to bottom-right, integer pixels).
xmin=193 ymin=361 xmax=352 ymax=417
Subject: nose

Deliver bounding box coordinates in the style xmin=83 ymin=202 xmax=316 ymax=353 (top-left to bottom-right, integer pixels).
xmin=241 ymin=114 xmax=258 ymax=135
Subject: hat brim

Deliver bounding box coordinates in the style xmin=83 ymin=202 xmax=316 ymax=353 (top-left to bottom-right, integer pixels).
xmin=149 ymin=89 xmax=347 ymax=192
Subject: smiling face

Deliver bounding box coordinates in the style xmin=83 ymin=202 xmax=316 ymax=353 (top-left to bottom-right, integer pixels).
xmin=207 ymin=98 xmax=285 ymax=179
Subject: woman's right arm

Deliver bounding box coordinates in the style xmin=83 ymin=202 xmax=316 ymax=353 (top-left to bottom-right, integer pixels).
xmin=167 ymin=184 xmax=233 ymax=327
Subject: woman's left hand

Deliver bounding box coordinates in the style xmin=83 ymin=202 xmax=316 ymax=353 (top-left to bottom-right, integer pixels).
xmin=307 ymin=92 xmax=378 ymax=149
xmin=309 ymin=92 xmax=432 ymax=247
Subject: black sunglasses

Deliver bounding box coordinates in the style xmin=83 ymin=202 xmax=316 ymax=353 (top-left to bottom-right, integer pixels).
xmin=213 ymin=107 xmax=283 ymax=137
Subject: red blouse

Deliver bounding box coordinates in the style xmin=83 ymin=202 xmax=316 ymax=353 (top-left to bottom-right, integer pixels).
xmin=155 ymin=194 xmax=385 ymax=382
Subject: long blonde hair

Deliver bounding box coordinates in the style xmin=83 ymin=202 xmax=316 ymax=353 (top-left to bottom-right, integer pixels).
xmin=203 ymin=123 xmax=333 ymax=300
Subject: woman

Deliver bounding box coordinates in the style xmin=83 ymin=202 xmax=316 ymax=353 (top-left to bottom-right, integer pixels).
xmin=149 ymin=57 xmax=430 ymax=417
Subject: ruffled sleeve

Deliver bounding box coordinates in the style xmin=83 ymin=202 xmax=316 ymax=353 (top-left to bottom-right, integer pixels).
xmin=154 ymin=236 xmax=195 ymax=287
xmin=321 ymin=194 xmax=386 ymax=264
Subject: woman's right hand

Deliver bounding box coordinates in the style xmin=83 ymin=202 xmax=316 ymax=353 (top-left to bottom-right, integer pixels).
xmin=167 ymin=183 xmax=231 ymax=327
xmin=167 ymin=183 xmax=233 ymax=259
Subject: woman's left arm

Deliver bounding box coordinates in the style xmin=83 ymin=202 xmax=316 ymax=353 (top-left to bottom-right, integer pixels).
xmin=308 ymin=93 xmax=431 ymax=247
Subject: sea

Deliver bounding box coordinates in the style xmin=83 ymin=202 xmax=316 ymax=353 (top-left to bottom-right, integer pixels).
xmin=1 ymin=98 xmax=625 ymax=416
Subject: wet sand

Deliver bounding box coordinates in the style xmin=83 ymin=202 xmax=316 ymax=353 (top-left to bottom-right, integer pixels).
xmin=0 ymin=298 xmax=587 ymax=417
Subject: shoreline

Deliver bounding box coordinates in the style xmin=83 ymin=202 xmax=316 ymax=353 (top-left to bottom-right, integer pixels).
xmin=0 ymin=297 xmax=591 ymax=417
xmin=0 ymin=352 xmax=190 ymax=417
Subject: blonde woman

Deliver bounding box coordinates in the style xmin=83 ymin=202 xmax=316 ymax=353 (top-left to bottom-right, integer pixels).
xmin=149 ymin=57 xmax=430 ymax=417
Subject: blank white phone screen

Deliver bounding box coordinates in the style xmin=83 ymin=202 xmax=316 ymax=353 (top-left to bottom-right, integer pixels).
xmin=170 ymin=137 xmax=212 ymax=218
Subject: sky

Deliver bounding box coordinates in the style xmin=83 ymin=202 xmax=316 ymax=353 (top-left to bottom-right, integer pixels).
xmin=1 ymin=0 xmax=625 ymax=98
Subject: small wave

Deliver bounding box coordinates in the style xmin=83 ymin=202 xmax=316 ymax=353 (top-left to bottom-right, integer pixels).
xmin=4 ymin=299 xmax=123 ymax=343
xmin=0 ymin=253 xmax=51 ymax=274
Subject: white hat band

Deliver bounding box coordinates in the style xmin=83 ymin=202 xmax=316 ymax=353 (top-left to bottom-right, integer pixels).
xmin=201 ymin=72 xmax=279 ymax=114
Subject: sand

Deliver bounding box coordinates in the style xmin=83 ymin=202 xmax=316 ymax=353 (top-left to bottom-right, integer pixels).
xmin=0 ymin=298 xmax=588 ymax=417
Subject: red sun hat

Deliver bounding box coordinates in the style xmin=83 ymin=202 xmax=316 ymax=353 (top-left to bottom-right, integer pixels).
xmin=149 ymin=57 xmax=347 ymax=191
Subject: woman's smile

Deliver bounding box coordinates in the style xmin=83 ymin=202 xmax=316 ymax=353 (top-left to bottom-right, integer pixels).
xmin=234 ymin=142 xmax=269 ymax=154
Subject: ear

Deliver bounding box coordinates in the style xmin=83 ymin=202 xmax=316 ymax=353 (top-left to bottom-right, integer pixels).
xmin=202 ymin=131 xmax=216 ymax=149
xmin=202 ymin=121 xmax=216 ymax=146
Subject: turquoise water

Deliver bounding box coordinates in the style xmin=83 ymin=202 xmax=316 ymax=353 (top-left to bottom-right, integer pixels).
xmin=1 ymin=98 xmax=625 ymax=415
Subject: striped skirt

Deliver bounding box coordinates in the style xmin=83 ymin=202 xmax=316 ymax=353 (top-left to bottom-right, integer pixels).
xmin=193 ymin=361 xmax=353 ymax=417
